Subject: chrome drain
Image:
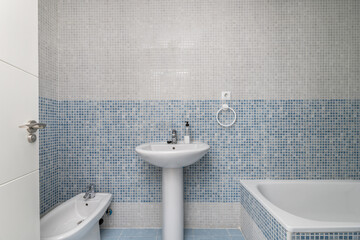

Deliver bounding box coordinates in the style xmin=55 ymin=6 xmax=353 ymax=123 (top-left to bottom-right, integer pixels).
xmin=77 ymin=220 xmax=84 ymax=225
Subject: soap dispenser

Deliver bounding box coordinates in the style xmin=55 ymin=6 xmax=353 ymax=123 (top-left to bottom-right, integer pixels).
xmin=184 ymin=121 xmax=190 ymax=144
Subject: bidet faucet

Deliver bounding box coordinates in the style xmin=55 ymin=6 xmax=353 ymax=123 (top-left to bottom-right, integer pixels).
xmin=171 ymin=129 xmax=177 ymax=144
xmin=83 ymin=184 xmax=95 ymax=201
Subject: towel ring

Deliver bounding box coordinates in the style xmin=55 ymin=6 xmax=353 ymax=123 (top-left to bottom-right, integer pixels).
xmin=216 ymin=104 xmax=236 ymax=127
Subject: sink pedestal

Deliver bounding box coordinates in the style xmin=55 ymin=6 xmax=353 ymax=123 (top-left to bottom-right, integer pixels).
xmin=135 ymin=142 xmax=210 ymax=240
xmin=162 ymin=168 xmax=184 ymax=240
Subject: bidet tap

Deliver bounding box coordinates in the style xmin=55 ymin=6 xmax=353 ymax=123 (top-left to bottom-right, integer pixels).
xmin=171 ymin=129 xmax=177 ymax=144
xmin=83 ymin=184 xmax=95 ymax=201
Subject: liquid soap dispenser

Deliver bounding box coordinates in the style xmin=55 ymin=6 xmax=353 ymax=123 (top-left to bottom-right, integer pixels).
xmin=184 ymin=121 xmax=190 ymax=144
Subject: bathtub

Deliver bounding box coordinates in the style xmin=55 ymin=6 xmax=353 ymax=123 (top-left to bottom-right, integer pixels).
xmin=240 ymin=180 xmax=360 ymax=239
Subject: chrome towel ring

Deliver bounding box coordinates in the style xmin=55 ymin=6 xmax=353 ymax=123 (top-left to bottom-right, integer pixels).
xmin=216 ymin=104 xmax=236 ymax=127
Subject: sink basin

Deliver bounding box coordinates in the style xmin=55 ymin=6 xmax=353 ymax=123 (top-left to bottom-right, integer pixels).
xmin=135 ymin=142 xmax=210 ymax=168
xmin=135 ymin=141 xmax=210 ymax=240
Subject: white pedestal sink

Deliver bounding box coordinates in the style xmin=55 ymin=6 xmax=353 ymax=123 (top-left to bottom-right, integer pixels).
xmin=135 ymin=142 xmax=210 ymax=240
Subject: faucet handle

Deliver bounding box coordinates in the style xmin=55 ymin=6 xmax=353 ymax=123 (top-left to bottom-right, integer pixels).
xmin=87 ymin=184 xmax=95 ymax=191
xmin=172 ymin=129 xmax=177 ymax=134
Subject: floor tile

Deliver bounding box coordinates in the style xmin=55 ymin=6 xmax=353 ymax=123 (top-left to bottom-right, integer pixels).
xmin=227 ymin=229 xmax=243 ymax=236
xmin=101 ymin=229 xmax=123 ymax=238
xmin=121 ymin=229 xmax=159 ymax=237
xmin=191 ymin=229 xmax=230 ymax=236
xmin=230 ymin=237 xmax=245 ymax=240
xmin=101 ymin=228 xmax=245 ymax=240
xmin=119 ymin=237 xmax=157 ymax=240
xmin=189 ymin=237 xmax=232 ymax=240
xmin=101 ymin=236 xmax=119 ymax=240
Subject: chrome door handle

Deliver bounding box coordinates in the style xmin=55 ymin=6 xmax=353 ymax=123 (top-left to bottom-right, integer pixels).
xmin=19 ymin=120 xmax=46 ymax=143
xmin=19 ymin=120 xmax=47 ymax=133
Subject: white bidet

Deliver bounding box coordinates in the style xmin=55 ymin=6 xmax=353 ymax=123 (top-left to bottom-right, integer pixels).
xmin=40 ymin=193 xmax=112 ymax=240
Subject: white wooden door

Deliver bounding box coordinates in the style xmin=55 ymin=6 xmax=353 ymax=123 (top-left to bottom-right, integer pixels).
xmin=0 ymin=0 xmax=40 ymax=239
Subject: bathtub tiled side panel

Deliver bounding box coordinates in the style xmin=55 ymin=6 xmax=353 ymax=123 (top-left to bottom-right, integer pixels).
xmin=240 ymin=204 xmax=267 ymax=240
xmin=292 ymin=232 xmax=360 ymax=240
xmin=239 ymin=184 xmax=287 ymax=240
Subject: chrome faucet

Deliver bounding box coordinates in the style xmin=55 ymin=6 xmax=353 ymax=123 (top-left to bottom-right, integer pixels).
xmin=171 ymin=129 xmax=177 ymax=144
xmin=83 ymin=184 xmax=95 ymax=201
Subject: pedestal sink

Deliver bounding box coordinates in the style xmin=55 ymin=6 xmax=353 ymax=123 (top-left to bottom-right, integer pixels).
xmin=135 ymin=142 xmax=210 ymax=240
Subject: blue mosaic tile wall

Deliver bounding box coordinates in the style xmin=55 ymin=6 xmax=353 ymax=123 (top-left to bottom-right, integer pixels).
xmin=50 ymin=99 xmax=360 ymax=203
xmin=39 ymin=98 xmax=59 ymax=214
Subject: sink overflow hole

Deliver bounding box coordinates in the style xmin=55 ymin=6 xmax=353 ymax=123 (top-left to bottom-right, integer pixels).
xmin=77 ymin=220 xmax=84 ymax=225
xmin=172 ymin=147 xmax=175 ymax=150
xmin=85 ymin=203 xmax=88 ymax=206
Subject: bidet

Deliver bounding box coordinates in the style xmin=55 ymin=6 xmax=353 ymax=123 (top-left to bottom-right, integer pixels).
xmin=40 ymin=193 xmax=112 ymax=240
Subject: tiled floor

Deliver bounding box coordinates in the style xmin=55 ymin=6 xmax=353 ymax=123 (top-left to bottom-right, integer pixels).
xmin=100 ymin=228 xmax=245 ymax=240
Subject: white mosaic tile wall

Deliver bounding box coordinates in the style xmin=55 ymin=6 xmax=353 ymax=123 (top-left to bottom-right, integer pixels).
xmin=39 ymin=0 xmax=58 ymax=100
xmin=57 ymin=0 xmax=360 ymax=101
xmin=101 ymin=202 xmax=241 ymax=229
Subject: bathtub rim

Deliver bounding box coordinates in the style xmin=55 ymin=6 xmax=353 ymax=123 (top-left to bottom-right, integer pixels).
xmin=240 ymin=180 xmax=360 ymax=233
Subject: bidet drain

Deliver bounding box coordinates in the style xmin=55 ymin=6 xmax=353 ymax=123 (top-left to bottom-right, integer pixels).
xmin=77 ymin=219 xmax=84 ymax=225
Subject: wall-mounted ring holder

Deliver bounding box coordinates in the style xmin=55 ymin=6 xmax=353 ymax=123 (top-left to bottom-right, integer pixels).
xmin=216 ymin=104 xmax=236 ymax=127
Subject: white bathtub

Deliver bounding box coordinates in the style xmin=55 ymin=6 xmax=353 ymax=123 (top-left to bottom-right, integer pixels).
xmin=240 ymin=180 xmax=360 ymax=233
